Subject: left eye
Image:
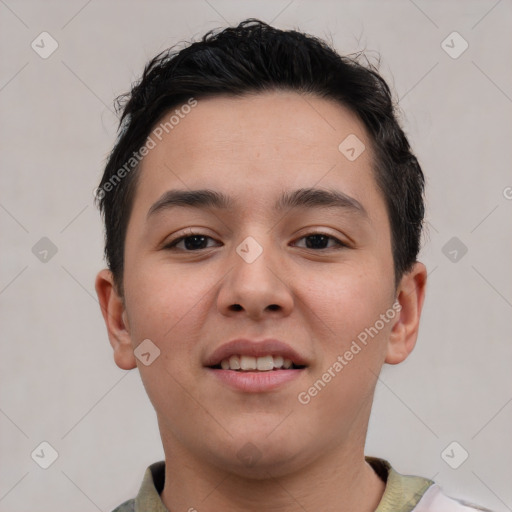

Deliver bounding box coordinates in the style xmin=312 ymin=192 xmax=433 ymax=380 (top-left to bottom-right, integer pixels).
xmin=293 ymin=233 xmax=347 ymax=250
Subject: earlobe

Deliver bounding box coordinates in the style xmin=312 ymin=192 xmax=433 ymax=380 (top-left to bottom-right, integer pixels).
xmin=95 ymin=269 xmax=137 ymax=370
xmin=385 ymin=262 xmax=427 ymax=365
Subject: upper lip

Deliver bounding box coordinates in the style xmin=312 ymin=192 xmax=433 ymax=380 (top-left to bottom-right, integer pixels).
xmin=204 ymin=339 xmax=308 ymax=367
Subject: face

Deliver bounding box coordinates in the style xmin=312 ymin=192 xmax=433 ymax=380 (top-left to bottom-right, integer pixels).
xmin=97 ymin=91 xmax=425 ymax=478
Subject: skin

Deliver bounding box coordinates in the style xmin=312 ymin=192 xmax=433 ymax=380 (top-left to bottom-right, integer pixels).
xmin=96 ymin=90 xmax=427 ymax=512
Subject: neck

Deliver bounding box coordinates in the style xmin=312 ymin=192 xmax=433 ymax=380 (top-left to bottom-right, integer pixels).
xmin=160 ymin=438 xmax=385 ymax=512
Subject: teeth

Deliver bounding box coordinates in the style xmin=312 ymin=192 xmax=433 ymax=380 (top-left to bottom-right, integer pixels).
xmin=229 ymin=355 xmax=241 ymax=370
xmin=256 ymin=355 xmax=274 ymax=371
xmin=217 ymin=354 xmax=297 ymax=371
xmin=240 ymin=355 xmax=256 ymax=370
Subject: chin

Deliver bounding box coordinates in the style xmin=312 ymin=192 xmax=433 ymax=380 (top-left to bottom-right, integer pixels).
xmin=207 ymin=433 xmax=311 ymax=480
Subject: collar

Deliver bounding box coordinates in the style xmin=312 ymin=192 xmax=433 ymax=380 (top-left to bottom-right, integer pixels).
xmin=126 ymin=456 xmax=434 ymax=512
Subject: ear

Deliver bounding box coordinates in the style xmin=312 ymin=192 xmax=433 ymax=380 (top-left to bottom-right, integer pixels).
xmin=95 ymin=269 xmax=137 ymax=370
xmin=385 ymin=262 xmax=427 ymax=365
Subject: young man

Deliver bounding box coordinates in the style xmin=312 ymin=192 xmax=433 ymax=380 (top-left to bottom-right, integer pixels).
xmin=95 ymin=19 xmax=490 ymax=512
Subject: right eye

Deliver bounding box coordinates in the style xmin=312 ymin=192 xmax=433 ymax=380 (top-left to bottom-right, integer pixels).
xmin=163 ymin=233 xmax=222 ymax=252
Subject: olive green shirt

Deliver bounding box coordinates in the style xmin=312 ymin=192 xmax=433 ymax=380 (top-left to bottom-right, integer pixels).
xmin=111 ymin=456 xmax=490 ymax=512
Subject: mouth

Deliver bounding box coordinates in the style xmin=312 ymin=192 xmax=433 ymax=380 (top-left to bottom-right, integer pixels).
xmin=208 ymin=354 xmax=306 ymax=372
xmin=204 ymin=339 xmax=308 ymax=392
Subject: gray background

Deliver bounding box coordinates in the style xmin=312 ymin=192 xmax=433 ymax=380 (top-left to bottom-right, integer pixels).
xmin=1 ymin=1 xmax=511 ymax=511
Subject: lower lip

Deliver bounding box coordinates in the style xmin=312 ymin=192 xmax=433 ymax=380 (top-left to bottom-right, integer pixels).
xmin=205 ymin=368 xmax=305 ymax=392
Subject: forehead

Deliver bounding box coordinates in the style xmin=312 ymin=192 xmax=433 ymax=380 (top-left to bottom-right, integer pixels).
xmin=131 ymin=91 xmax=384 ymax=222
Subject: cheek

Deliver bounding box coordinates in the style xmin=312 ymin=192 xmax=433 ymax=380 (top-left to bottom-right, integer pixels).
xmin=302 ymin=261 xmax=394 ymax=348
xmin=122 ymin=261 xmax=219 ymax=409
xmin=123 ymin=264 xmax=213 ymax=420
xmin=124 ymin=260 xmax=212 ymax=342
xmin=295 ymin=270 xmax=393 ymax=435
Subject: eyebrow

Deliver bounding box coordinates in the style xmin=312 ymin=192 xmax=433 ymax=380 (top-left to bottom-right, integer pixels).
xmin=147 ymin=187 xmax=368 ymax=219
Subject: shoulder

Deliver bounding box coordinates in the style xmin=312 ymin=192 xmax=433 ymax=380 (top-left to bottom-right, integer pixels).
xmin=110 ymin=498 xmax=135 ymax=512
xmin=109 ymin=461 xmax=166 ymax=512
xmin=365 ymin=456 xmax=492 ymax=512
xmin=415 ymin=484 xmax=494 ymax=512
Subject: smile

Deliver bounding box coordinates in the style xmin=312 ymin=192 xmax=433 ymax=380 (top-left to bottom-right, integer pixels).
xmin=211 ymin=354 xmax=305 ymax=372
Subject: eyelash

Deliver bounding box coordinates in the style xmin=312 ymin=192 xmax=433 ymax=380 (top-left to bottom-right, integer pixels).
xmin=163 ymin=231 xmax=349 ymax=251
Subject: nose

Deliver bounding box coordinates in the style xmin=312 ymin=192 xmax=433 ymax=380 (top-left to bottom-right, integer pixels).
xmin=216 ymin=236 xmax=294 ymax=320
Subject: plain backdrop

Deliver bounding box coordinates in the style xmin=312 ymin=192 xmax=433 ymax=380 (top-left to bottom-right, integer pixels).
xmin=1 ymin=1 xmax=511 ymax=511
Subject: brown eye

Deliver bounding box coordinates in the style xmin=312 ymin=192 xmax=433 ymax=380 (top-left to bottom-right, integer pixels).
xmin=165 ymin=234 xmax=221 ymax=251
xmin=294 ymin=233 xmax=347 ymax=250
